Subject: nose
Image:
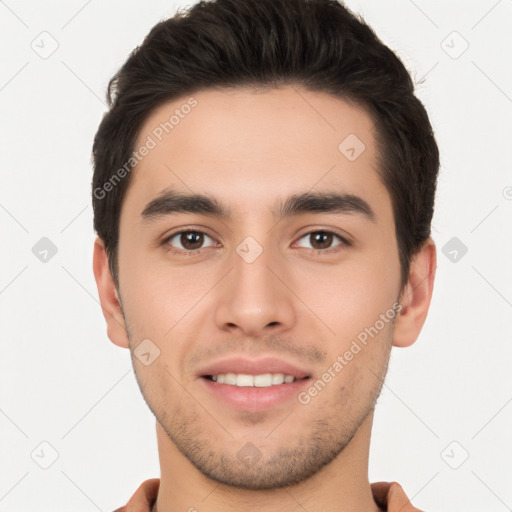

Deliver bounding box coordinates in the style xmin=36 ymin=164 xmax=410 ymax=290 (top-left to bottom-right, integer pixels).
xmin=214 ymin=242 xmax=296 ymax=337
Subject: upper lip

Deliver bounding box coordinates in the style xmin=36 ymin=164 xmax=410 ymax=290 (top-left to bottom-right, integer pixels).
xmin=197 ymin=357 xmax=311 ymax=379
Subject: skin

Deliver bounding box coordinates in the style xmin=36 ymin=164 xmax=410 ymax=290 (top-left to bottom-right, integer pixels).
xmin=94 ymin=86 xmax=436 ymax=512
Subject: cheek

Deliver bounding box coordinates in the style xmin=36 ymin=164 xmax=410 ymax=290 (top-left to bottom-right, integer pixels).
xmin=292 ymin=252 xmax=401 ymax=342
xmin=118 ymin=251 xmax=221 ymax=378
xmin=118 ymin=240 xmax=209 ymax=326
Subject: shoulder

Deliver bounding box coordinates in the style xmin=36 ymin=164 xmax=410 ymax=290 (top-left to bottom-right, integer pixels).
xmin=113 ymin=478 xmax=160 ymax=512
xmin=371 ymin=481 xmax=423 ymax=512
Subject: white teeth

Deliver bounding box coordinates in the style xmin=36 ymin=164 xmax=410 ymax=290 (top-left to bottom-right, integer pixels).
xmin=236 ymin=374 xmax=254 ymax=387
xmin=224 ymin=373 xmax=237 ymax=385
xmin=271 ymin=374 xmax=285 ymax=385
xmin=254 ymin=373 xmax=272 ymax=387
xmin=210 ymin=372 xmax=297 ymax=387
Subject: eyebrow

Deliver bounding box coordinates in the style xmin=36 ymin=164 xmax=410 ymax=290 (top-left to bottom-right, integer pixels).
xmin=141 ymin=190 xmax=376 ymax=223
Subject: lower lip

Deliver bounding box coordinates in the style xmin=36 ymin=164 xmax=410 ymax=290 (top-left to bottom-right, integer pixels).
xmin=200 ymin=377 xmax=310 ymax=411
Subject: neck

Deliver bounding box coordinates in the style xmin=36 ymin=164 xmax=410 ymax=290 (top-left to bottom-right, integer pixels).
xmin=153 ymin=410 xmax=381 ymax=512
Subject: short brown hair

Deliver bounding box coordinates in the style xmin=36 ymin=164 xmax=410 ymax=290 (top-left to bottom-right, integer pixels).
xmin=92 ymin=0 xmax=439 ymax=288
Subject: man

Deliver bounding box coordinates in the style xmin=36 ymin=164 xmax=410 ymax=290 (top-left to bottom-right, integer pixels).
xmin=92 ymin=0 xmax=438 ymax=510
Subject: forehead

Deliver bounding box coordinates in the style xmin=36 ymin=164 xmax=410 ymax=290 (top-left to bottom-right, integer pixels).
xmin=124 ymin=86 xmax=387 ymax=219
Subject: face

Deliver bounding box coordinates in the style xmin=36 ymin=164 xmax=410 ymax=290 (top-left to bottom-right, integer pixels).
xmin=116 ymin=86 xmax=403 ymax=489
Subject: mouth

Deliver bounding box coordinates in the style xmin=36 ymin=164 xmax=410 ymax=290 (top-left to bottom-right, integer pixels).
xmin=196 ymin=357 xmax=312 ymax=411
xmin=204 ymin=373 xmax=307 ymax=387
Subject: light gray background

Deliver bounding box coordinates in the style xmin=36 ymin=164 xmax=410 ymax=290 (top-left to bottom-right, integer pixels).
xmin=1 ymin=1 xmax=511 ymax=510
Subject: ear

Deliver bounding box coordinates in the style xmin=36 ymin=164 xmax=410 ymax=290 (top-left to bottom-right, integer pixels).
xmin=92 ymin=237 xmax=130 ymax=349
xmin=392 ymin=237 xmax=437 ymax=348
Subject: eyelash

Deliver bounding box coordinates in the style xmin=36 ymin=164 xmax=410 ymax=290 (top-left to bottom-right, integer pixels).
xmin=162 ymin=229 xmax=351 ymax=256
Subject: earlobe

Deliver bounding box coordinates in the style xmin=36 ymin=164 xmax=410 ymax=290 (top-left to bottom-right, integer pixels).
xmin=392 ymin=237 xmax=437 ymax=348
xmin=92 ymin=237 xmax=130 ymax=349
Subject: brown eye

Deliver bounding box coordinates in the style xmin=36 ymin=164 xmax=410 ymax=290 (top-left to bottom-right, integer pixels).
xmin=310 ymin=232 xmax=333 ymax=250
xmin=165 ymin=230 xmax=215 ymax=252
xmin=181 ymin=232 xmax=204 ymax=250
xmin=296 ymin=231 xmax=347 ymax=251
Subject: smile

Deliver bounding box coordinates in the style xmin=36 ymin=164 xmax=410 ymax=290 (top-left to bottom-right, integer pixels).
xmin=208 ymin=373 xmax=300 ymax=387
